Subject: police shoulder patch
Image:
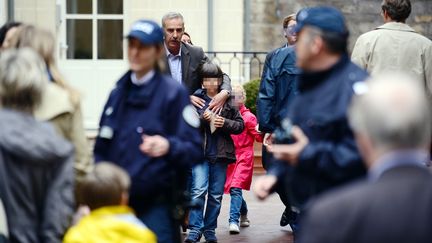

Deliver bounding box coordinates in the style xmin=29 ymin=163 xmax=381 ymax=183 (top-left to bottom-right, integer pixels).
xmin=182 ymin=105 xmax=200 ymax=128
xmin=99 ymin=126 xmax=114 ymax=139
xmin=352 ymin=82 xmax=369 ymax=95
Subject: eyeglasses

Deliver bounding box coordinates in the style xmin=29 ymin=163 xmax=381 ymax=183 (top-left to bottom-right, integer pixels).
xmin=284 ymin=25 xmax=297 ymax=36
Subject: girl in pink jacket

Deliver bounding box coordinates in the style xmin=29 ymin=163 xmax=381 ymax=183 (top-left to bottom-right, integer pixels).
xmin=224 ymin=85 xmax=263 ymax=234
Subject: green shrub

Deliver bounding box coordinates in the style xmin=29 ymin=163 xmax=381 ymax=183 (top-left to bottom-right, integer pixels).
xmin=243 ymin=79 xmax=260 ymax=115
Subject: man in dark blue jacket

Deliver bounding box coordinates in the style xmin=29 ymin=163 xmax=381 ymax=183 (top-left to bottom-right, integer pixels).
xmin=260 ymin=14 xmax=297 ymax=80
xmin=257 ymin=46 xmax=300 ymax=228
xmin=257 ymin=13 xmax=300 ymax=229
xmin=254 ymin=6 xmax=368 ymax=227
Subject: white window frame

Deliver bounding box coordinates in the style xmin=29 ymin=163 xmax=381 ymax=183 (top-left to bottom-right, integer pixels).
xmin=60 ymin=0 xmax=126 ymax=61
xmin=57 ymin=0 xmax=129 ymax=131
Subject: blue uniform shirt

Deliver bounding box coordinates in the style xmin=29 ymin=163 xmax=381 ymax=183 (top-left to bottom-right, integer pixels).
xmin=269 ymin=55 xmax=369 ymax=207
xmin=94 ymin=71 xmax=203 ymax=213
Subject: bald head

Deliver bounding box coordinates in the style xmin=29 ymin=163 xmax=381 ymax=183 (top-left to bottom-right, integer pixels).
xmin=349 ymin=73 xmax=431 ymax=166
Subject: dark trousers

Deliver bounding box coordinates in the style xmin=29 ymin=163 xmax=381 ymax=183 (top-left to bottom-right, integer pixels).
xmin=262 ymin=145 xmax=291 ymax=208
xmin=139 ymin=204 xmax=180 ymax=243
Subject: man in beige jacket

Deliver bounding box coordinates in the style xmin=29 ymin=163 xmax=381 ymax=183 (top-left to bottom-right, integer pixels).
xmin=351 ymin=0 xmax=432 ymax=97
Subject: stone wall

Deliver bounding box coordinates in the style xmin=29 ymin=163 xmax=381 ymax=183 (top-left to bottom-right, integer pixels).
xmin=248 ymin=0 xmax=432 ymax=52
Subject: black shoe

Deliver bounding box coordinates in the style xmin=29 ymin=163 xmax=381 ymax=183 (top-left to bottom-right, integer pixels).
xmin=280 ymin=207 xmax=290 ymax=226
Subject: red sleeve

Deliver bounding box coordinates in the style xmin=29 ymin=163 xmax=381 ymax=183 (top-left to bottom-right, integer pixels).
xmin=245 ymin=111 xmax=264 ymax=143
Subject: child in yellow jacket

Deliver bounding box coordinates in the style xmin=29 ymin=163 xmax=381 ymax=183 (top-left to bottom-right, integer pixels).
xmin=63 ymin=162 xmax=156 ymax=243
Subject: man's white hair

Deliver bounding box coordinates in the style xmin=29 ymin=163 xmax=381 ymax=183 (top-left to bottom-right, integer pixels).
xmin=161 ymin=12 xmax=184 ymax=28
xmin=349 ymin=73 xmax=431 ymax=151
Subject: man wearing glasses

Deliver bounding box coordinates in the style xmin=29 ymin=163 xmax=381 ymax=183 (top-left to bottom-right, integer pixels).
xmin=256 ymin=13 xmax=300 ymax=230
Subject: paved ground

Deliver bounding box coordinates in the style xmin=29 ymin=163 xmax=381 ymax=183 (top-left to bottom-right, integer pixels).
xmin=182 ymin=175 xmax=294 ymax=243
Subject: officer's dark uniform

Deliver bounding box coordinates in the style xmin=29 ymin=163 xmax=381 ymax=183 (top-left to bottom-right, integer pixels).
xmin=257 ymin=46 xmax=300 ymax=227
xmin=268 ymin=7 xmax=369 ymax=210
xmin=93 ymin=20 xmax=203 ymax=243
xmin=286 ymin=55 xmax=368 ymax=206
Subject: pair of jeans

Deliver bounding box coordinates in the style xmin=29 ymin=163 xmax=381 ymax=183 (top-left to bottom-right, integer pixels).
xmin=188 ymin=160 xmax=227 ymax=234
xmin=229 ymin=187 xmax=248 ymax=225
xmin=139 ymin=203 xmax=178 ymax=243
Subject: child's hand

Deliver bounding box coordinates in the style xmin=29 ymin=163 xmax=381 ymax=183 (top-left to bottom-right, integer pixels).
xmin=203 ymin=111 xmax=212 ymax=122
xmin=214 ymin=115 xmax=225 ymax=128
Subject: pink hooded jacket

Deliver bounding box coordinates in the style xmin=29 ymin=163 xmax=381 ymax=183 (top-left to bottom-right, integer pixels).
xmin=224 ymin=105 xmax=263 ymax=193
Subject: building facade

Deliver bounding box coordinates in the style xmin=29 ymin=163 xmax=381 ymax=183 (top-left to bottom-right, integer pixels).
xmin=2 ymin=0 xmax=431 ymax=130
xmin=2 ymin=0 xmax=244 ymax=130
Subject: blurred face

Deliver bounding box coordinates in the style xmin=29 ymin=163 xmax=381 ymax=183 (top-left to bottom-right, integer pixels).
xmin=181 ymin=34 xmax=192 ymax=45
xmin=163 ymin=18 xmax=184 ymax=54
xmin=127 ymin=38 xmax=161 ymax=74
xmin=295 ymin=28 xmax=316 ymax=70
xmin=284 ymin=20 xmax=297 ymax=45
xmin=2 ymin=27 xmax=18 ymax=49
xmin=232 ymin=89 xmax=245 ymax=107
xmin=202 ymin=78 xmax=221 ymax=93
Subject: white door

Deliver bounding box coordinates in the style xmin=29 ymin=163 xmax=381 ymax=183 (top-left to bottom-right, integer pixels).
xmin=58 ymin=0 xmax=128 ymax=132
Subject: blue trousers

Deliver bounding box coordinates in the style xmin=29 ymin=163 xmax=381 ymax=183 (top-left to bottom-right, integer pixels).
xmin=139 ymin=204 xmax=178 ymax=243
xmin=229 ymin=187 xmax=248 ymax=224
xmin=188 ymin=161 xmax=227 ymax=234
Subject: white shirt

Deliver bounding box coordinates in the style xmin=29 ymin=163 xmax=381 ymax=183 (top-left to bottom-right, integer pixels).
xmin=165 ymin=44 xmax=183 ymax=84
xmin=130 ymin=70 xmax=155 ymax=86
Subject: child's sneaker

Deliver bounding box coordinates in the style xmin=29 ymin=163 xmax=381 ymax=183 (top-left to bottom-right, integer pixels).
xmin=229 ymin=223 xmax=240 ymax=234
xmin=240 ymin=214 xmax=250 ymax=227
xmin=184 ymin=231 xmax=201 ymax=243
xmin=203 ymin=230 xmax=218 ymax=243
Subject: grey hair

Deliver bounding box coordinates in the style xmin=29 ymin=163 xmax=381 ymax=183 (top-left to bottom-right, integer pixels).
xmin=161 ymin=12 xmax=184 ymax=28
xmin=0 ymin=48 xmax=47 ymax=112
xmin=349 ymin=73 xmax=431 ymax=151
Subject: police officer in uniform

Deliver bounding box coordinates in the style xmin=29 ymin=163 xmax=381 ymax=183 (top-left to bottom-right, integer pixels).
xmin=94 ymin=20 xmax=203 ymax=242
xmin=254 ymin=7 xmax=368 ymax=233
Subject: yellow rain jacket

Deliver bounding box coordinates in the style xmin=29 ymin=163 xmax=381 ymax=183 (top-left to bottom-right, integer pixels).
xmin=63 ymin=206 xmax=156 ymax=243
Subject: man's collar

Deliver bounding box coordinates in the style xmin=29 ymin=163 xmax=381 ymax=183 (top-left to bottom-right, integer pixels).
xmin=164 ymin=43 xmax=182 ymax=57
xmin=376 ymin=22 xmax=416 ymax=33
xmin=130 ymin=70 xmax=155 ymax=86
xmin=368 ymin=149 xmax=429 ymax=181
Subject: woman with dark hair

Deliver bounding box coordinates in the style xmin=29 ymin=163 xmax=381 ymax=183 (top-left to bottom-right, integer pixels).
xmin=0 ymin=22 xmax=21 ymax=49
xmin=93 ymin=19 xmax=203 ymax=242
xmin=181 ymin=32 xmax=193 ymax=45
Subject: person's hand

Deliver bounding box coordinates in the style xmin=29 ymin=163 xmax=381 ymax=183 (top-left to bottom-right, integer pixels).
xmin=266 ymin=126 xmax=309 ymax=166
xmin=209 ymin=90 xmax=229 ymax=114
xmin=190 ymin=95 xmax=205 ymax=109
xmin=203 ymin=110 xmax=212 ymax=122
xmin=139 ymin=134 xmax=170 ymax=157
xmin=263 ymin=133 xmax=273 ymax=146
xmin=253 ymin=175 xmax=278 ymax=200
xmin=214 ymin=115 xmax=225 ymax=128
xmin=255 ymin=124 xmax=262 ymax=134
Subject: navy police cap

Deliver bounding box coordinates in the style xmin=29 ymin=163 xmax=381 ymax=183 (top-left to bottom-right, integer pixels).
xmin=126 ymin=19 xmax=164 ymax=45
xmin=294 ymin=6 xmax=348 ymax=36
